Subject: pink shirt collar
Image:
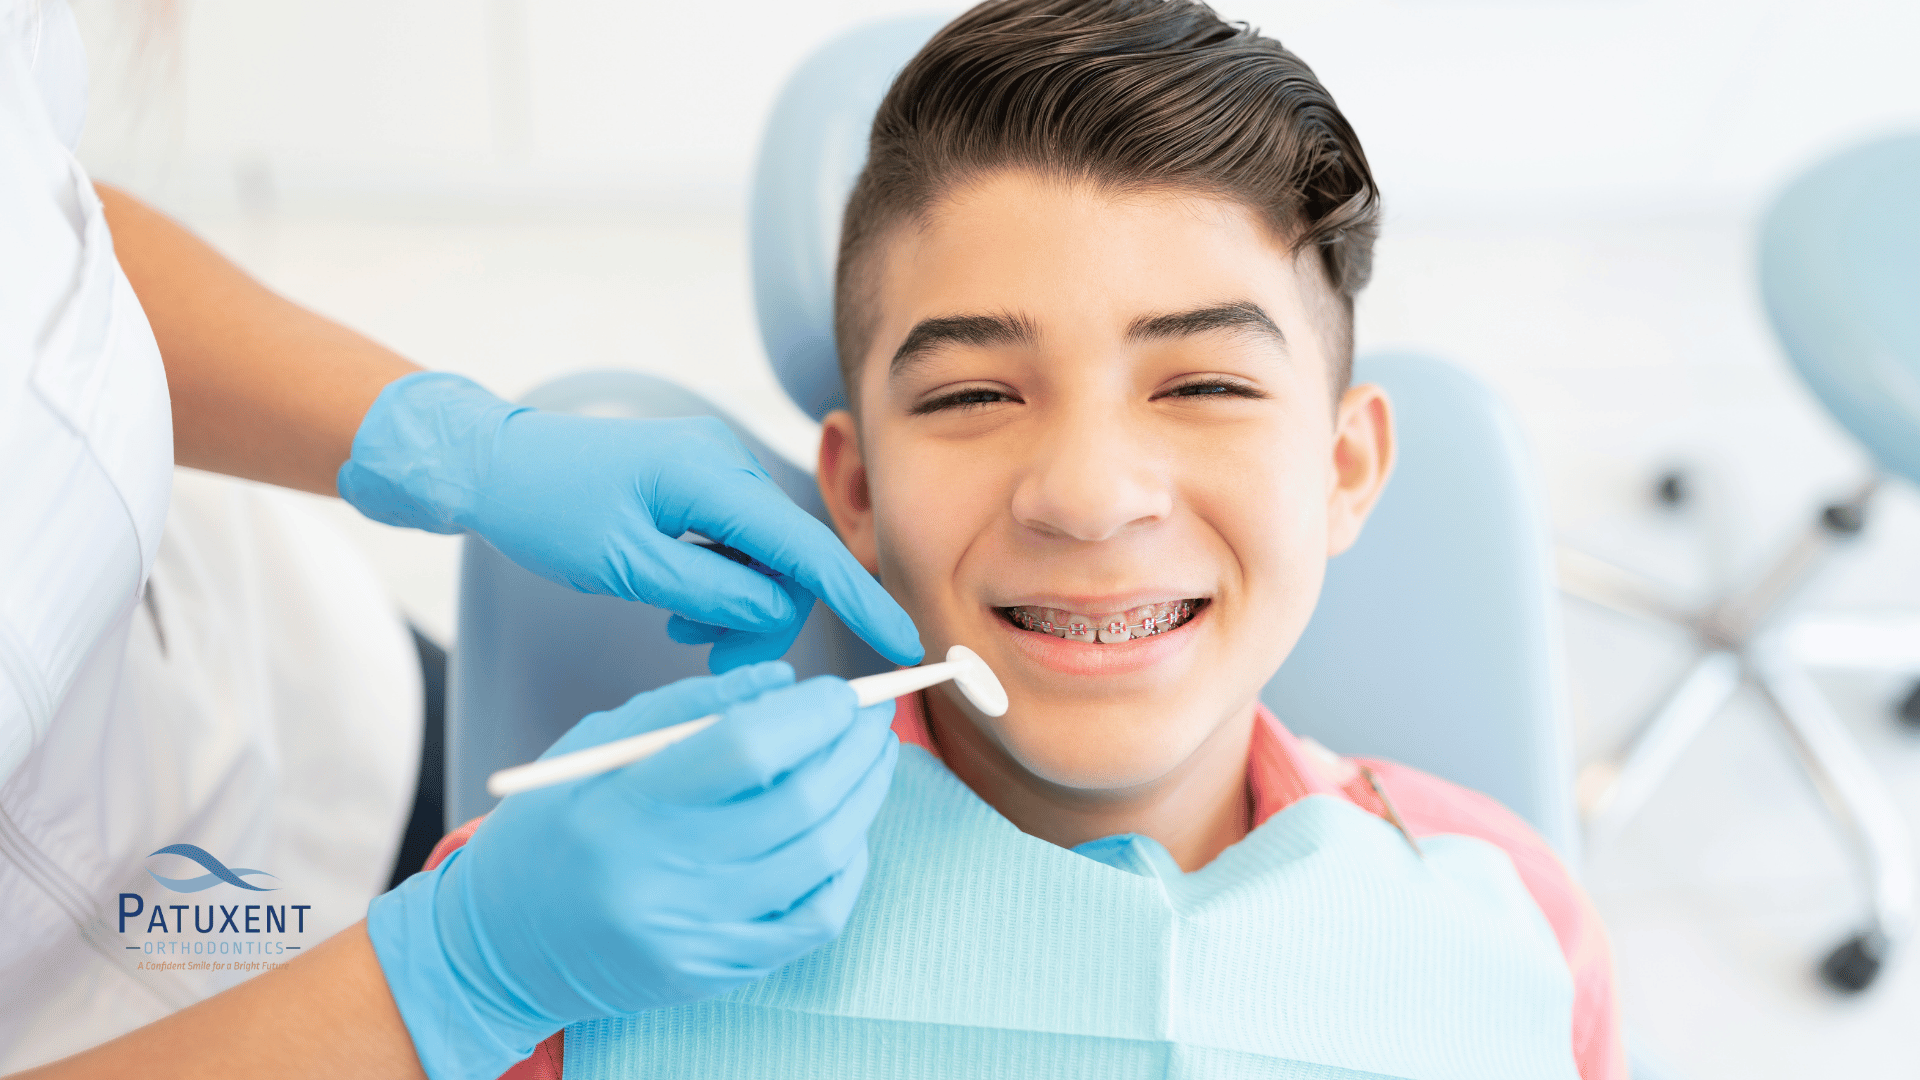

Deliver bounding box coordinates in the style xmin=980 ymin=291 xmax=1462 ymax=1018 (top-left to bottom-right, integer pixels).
xmin=888 ymin=690 xmax=1352 ymax=828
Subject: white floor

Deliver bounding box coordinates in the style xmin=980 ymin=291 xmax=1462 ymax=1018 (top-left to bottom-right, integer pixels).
xmin=190 ymin=200 xmax=1920 ymax=1079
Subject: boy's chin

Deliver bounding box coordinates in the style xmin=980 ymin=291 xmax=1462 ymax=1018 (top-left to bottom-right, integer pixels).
xmin=995 ymin=721 xmax=1219 ymax=794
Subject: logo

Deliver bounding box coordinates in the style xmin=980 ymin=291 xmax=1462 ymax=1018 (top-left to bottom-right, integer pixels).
xmin=145 ymin=844 xmax=279 ymax=893
xmin=119 ymin=844 xmax=312 ymax=972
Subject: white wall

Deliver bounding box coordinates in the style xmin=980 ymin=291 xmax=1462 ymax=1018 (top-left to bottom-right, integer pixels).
xmin=75 ymin=0 xmax=1920 ymax=217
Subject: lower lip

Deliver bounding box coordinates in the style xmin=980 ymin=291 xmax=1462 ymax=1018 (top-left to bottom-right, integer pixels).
xmin=993 ymin=603 xmax=1207 ymax=678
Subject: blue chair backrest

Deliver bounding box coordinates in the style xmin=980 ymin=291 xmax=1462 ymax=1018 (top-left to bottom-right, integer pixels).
xmin=751 ymin=16 xmax=951 ymax=422
xmin=447 ymin=17 xmax=1578 ymax=856
xmin=1262 ymin=354 xmax=1576 ymax=854
xmin=1760 ymin=133 xmax=1920 ymax=488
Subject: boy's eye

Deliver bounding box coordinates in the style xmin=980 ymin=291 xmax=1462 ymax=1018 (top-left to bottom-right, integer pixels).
xmin=912 ymin=386 xmax=1019 ymax=414
xmin=1157 ymin=379 xmax=1266 ymax=401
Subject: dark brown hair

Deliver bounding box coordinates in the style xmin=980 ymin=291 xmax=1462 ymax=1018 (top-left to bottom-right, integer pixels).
xmin=834 ymin=0 xmax=1381 ymax=401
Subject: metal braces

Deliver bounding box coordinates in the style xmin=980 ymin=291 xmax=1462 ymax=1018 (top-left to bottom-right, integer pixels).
xmin=1010 ymin=600 xmax=1197 ymax=638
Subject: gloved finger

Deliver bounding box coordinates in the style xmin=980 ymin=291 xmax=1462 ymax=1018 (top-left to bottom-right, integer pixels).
xmin=629 ymin=676 xmax=864 ymax=806
xmin=541 ymin=662 xmax=796 ymax=761
xmin=618 ymin=531 xmax=798 ymax=632
xmin=665 ymin=615 xmax=728 ymax=646
xmin=765 ymin=837 xmax=870 ymax=931
xmin=698 ymin=734 xmax=896 ymax=921
xmin=630 ymin=417 xmax=776 ymax=527
xmin=685 ymin=476 xmax=924 ymax=667
xmin=705 ymin=578 xmax=816 ymax=673
xmin=653 ymin=415 xmax=778 ymax=488
xmin=678 ymin=845 xmax=873 ymax=983
xmin=670 ymin=705 xmax=896 ymax=864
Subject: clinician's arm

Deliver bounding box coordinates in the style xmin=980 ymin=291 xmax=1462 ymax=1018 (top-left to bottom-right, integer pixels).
xmin=10 ymin=664 xmax=895 ymax=1080
xmin=98 ymin=184 xmax=920 ymax=667
xmin=14 ymin=924 xmax=425 ymax=1080
xmin=96 ymin=183 xmax=418 ymax=497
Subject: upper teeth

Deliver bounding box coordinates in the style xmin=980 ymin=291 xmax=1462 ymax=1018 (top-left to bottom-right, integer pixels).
xmin=1004 ymin=600 xmax=1199 ymax=643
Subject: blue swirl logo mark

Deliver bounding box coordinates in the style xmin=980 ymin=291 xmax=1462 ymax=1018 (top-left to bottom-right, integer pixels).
xmin=145 ymin=844 xmax=278 ymax=893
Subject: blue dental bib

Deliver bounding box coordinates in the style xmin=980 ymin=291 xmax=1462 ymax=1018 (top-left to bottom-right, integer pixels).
xmin=565 ymin=746 xmax=1577 ymax=1079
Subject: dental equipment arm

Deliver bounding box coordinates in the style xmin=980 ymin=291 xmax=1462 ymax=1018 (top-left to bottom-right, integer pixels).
xmin=98 ymin=184 xmax=921 ymax=664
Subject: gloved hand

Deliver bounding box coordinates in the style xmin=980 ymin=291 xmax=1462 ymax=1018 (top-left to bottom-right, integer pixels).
xmin=337 ymin=371 xmax=921 ymax=668
xmin=367 ymin=662 xmax=898 ymax=1080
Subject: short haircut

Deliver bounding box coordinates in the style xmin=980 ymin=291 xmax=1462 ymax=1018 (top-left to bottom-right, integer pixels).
xmin=834 ymin=0 xmax=1382 ymax=406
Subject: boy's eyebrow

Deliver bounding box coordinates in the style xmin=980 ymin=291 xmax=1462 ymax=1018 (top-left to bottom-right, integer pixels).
xmin=888 ymin=303 xmax=1281 ymax=374
xmin=1126 ymin=301 xmax=1286 ymax=347
xmin=890 ymin=312 xmax=1039 ymax=374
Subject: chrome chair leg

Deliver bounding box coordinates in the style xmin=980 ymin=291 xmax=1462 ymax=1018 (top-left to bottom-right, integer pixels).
xmin=1747 ymin=638 xmax=1915 ymax=991
xmin=1563 ymin=478 xmax=1914 ymax=991
xmin=1580 ymin=651 xmax=1742 ymax=847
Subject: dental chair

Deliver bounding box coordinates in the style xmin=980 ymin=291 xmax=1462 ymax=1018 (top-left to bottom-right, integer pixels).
xmin=451 ymin=0 xmax=1595 ymax=1041
xmin=1562 ymin=133 xmax=1920 ymax=993
xmin=448 ymin=15 xmax=1577 ymax=856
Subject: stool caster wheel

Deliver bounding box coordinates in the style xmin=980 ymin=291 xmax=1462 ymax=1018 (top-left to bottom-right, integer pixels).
xmin=1654 ymin=468 xmax=1689 ymax=509
xmin=1899 ymin=679 xmax=1920 ymax=730
xmin=1819 ymin=931 xmax=1887 ymax=993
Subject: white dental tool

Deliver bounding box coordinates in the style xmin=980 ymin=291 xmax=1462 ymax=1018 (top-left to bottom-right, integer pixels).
xmin=485 ymin=646 xmax=1007 ymax=799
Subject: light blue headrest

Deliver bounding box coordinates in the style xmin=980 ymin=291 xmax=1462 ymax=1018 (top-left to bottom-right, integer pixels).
xmin=1759 ymin=133 xmax=1920 ymax=487
xmin=749 ymin=16 xmax=947 ymax=421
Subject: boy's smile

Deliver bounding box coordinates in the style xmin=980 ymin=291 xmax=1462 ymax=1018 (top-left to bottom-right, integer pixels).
xmin=820 ymin=170 xmax=1393 ymax=868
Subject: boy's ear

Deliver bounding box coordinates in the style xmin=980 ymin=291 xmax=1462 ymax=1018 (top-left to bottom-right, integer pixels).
xmin=1325 ymin=383 xmax=1395 ymax=557
xmin=817 ymin=410 xmax=880 ymax=573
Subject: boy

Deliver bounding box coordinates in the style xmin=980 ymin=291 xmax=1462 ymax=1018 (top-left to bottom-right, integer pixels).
xmin=455 ymin=2 xmax=1623 ymax=1076
xmin=811 ymin=4 xmax=1620 ymax=1076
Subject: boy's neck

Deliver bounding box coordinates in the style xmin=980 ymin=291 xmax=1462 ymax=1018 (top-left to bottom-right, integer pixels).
xmin=922 ymin=692 xmax=1258 ymax=873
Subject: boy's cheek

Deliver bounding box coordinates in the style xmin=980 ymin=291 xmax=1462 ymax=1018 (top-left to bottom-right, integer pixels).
xmin=1190 ymin=463 xmax=1330 ymax=670
xmin=868 ymin=484 xmax=968 ymax=642
xmin=868 ymin=443 xmax=1002 ymax=578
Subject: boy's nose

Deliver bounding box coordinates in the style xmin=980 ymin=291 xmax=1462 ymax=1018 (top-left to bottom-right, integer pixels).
xmin=1010 ymin=413 xmax=1172 ymax=542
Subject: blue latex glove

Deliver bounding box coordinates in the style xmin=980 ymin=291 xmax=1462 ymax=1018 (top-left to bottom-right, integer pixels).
xmin=338 ymin=372 xmax=922 ymax=667
xmin=368 ymin=662 xmax=898 ymax=1080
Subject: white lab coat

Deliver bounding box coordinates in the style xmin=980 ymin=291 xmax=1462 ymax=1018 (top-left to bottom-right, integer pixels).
xmin=0 ymin=2 xmax=420 ymax=1068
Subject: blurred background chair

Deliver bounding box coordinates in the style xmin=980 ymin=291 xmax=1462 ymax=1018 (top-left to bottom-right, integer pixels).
xmin=1562 ymin=133 xmax=1920 ymax=992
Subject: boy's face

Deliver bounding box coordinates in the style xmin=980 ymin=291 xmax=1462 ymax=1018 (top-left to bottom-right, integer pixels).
xmin=821 ymin=170 xmax=1393 ymax=794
